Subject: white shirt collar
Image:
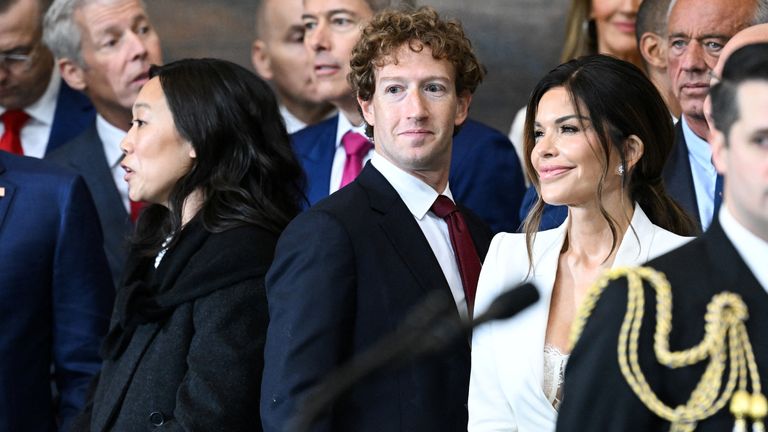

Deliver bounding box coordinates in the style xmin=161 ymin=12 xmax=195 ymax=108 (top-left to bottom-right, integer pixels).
xmin=719 ymin=206 xmax=768 ymax=292
xmin=96 ymin=114 xmax=128 ymax=168
xmin=279 ymin=105 xmax=307 ymax=134
xmin=334 ymin=112 xmax=368 ymax=150
xmin=3 ymin=67 xmax=61 ymax=125
xmin=369 ymin=151 xmax=454 ymax=220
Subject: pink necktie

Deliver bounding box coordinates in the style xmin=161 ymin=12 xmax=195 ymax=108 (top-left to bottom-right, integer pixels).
xmin=340 ymin=131 xmax=372 ymax=188
xmin=0 ymin=110 xmax=30 ymax=155
xmin=431 ymin=195 xmax=482 ymax=316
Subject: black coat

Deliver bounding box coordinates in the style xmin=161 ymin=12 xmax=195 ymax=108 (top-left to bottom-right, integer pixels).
xmin=261 ymin=163 xmax=493 ymax=432
xmin=557 ymin=219 xmax=768 ymax=431
xmin=73 ymin=219 xmax=275 ymax=431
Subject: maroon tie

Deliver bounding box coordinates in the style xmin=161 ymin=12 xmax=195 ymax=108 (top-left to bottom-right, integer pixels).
xmin=431 ymin=195 xmax=482 ymax=315
xmin=340 ymin=131 xmax=372 ymax=188
xmin=130 ymin=200 xmax=145 ymax=223
xmin=1 ymin=110 xmax=30 ymax=155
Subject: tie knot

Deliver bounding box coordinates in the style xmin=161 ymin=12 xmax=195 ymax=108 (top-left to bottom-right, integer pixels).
xmin=342 ymin=131 xmax=372 ymax=158
xmin=431 ymin=195 xmax=457 ymax=218
xmin=1 ymin=110 xmax=30 ymax=132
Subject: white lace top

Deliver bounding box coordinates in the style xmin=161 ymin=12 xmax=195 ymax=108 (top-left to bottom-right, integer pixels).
xmin=542 ymin=344 xmax=569 ymax=410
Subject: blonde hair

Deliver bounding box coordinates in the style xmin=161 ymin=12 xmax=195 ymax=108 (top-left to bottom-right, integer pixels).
xmin=560 ymin=0 xmax=596 ymax=62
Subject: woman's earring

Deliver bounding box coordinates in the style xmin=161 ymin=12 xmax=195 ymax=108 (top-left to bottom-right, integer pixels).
xmin=617 ymin=163 xmax=625 ymax=176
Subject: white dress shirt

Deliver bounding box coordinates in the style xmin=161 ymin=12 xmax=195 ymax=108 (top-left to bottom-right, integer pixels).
xmin=280 ymin=105 xmax=307 ymax=135
xmin=0 ymin=68 xmax=59 ymax=158
xmin=370 ymin=152 xmax=468 ymax=317
xmin=681 ymin=116 xmax=718 ymax=230
xmin=329 ymin=113 xmax=372 ymax=194
xmin=96 ymin=114 xmax=130 ymax=212
xmin=719 ymin=206 xmax=768 ymax=291
xmin=468 ymin=205 xmax=693 ymax=431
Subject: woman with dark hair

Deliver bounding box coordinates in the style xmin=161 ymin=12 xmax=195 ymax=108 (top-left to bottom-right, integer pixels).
xmin=468 ymin=55 xmax=697 ymax=432
xmin=72 ymin=58 xmax=303 ymax=431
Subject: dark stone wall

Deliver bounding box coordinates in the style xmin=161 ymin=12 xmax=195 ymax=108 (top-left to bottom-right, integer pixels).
xmin=146 ymin=0 xmax=570 ymax=137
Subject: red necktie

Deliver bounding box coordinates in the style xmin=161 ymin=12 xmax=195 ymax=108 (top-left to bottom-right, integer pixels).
xmin=1 ymin=110 xmax=30 ymax=155
xmin=340 ymin=131 xmax=372 ymax=188
xmin=130 ymin=200 xmax=145 ymax=223
xmin=431 ymin=195 xmax=482 ymax=315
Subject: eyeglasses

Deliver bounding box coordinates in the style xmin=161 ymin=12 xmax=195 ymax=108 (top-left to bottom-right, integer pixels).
xmin=0 ymin=43 xmax=40 ymax=71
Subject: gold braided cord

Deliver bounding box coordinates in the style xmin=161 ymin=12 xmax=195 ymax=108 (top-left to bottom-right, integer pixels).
xmin=568 ymin=266 xmax=765 ymax=431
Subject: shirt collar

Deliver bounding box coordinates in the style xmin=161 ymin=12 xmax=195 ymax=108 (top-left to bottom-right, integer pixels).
xmin=3 ymin=67 xmax=61 ymax=125
xmin=334 ymin=112 xmax=368 ymax=149
xmin=681 ymin=115 xmax=713 ymax=166
xmin=719 ymin=206 xmax=768 ymax=292
xmin=96 ymin=114 xmax=128 ymax=168
xmin=369 ymin=151 xmax=454 ymax=220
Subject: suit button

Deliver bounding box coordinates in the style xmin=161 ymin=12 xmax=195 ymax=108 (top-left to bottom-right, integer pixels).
xmin=149 ymin=411 xmax=165 ymax=426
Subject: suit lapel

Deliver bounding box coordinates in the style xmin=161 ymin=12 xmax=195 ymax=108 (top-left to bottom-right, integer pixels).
xmin=68 ymin=125 xmax=129 ymax=220
xmin=92 ymin=322 xmax=162 ymax=431
xmin=664 ymin=122 xmax=700 ymax=230
xmin=357 ymin=164 xmax=452 ymax=301
xmin=46 ymin=80 xmax=96 ymax=154
xmin=293 ymin=115 xmax=337 ymax=206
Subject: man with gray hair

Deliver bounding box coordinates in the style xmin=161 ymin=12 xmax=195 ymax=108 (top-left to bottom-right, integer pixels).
xmin=662 ymin=0 xmax=768 ymax=232
xmin=43 ymin=0 xmax=163 ymax=288
xmin=0 ymin=0 xmax=94 ymax=157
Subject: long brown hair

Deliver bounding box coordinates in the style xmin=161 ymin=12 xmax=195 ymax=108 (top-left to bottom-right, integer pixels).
xmin=522 ymin=55 xmax=697 ymax=267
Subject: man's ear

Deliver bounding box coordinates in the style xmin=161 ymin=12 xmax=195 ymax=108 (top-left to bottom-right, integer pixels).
xmin=454 ymin=90 xmax=472 ymax=126
xmin=711 ymin=128 xmax=729 ymax=176
xmin=251 ymin=39 xmax=273 ymax=80
xmin=59 ymin=58 xmax=87 ymax=92
xmin=624 ymin=134 xmax=645 ymax=171
xmin=358 ymin=96 xmax=375 ymax=128
xmin=639 ymin=32 xmax=666 ymax=70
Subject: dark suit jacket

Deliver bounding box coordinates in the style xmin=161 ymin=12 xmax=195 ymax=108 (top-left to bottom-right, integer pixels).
xmin=47 ymin=124 xmax=131 ymax=288
xmin=261 ymin=163 xmax=493 ymax=432
xmin=519 ymin=121 xmax=701 ymax=231
xmin=45 ymin=80 xmax=96 ymax=155
xmin=662 ymin=121 xmax=699 ymax=230
xmin=0 ymin=151 xmax=113 ymax=432
xmin=291 ymin=115 xmax=525 ymax=233
xmin=557 ymin=219 xmax=767 ymax=431
xmin=75 ymin=220 xmax=274 ymax=432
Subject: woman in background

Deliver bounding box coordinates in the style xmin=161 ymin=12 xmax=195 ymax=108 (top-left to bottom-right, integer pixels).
xmin=73 ymin=58 xmax=303 ymax=431
xmin=510 ymin=0 xmax=643 ymax=177
xmin=468 ymin=55 xmax=696 ymax=432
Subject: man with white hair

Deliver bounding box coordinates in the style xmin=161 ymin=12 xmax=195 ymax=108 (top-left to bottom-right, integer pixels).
xmin=44 ymin=0 xmax=163 ymax=287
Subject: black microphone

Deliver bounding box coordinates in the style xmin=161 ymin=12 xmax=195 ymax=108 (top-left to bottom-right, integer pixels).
xmin=473 ymin=282 xmax=540 ymax=327
xmin=290 ymin=283 xmax=539 ymax=432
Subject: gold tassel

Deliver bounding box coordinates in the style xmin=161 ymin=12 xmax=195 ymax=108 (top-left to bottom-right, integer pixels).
xmin=570 ymin=266 xmax=764 ymax=431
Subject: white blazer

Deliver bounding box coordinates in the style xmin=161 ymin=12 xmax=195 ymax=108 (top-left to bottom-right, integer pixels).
xmin=468 ymin=204 xmax=693 ymax=432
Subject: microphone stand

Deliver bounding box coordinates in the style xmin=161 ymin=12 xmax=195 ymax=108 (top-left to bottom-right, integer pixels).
xmin=290 ymin=284 xmax=539 ymax=432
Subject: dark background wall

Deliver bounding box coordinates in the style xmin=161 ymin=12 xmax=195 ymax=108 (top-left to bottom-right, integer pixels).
xmin=146 ymin=0 xmax=570 ymax=136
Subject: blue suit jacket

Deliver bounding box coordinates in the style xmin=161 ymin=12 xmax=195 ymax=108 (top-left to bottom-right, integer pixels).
xmin=291 ymin=115 xmax=525 ymax=233
xmin=44 ymin=80 xmax=96 ymax=155
xmin=262 ymin=163 xmax=492 ymax=432
xmin=0 ymin=152 xmax=113 ymax=432
xmin=47 ymin=123 xmax=132 ymax=288
xmin=518 ymin=121 xmax=701 ymax=232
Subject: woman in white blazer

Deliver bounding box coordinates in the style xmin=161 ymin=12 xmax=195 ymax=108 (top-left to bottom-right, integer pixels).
xmin=468 ymin=55 xmax=699 ymax=432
